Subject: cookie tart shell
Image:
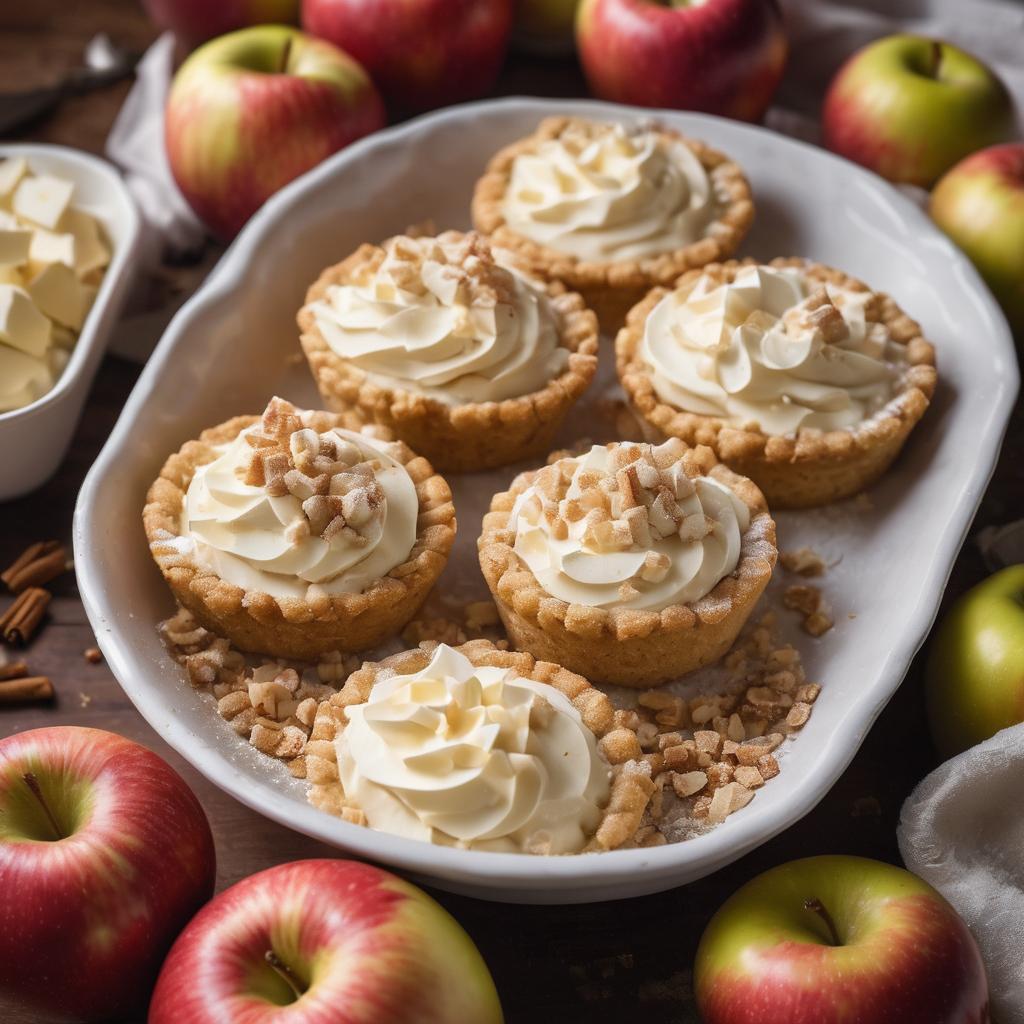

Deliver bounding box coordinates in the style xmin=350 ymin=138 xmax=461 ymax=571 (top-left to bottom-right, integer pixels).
xmin=305 ymin=638 xmax=657 ymax=853
xmin=471 ymin=115 xmax=754 ymax=330
xmin=478 ymin=446 xmax=777 ymax=689
xmin=616 ymin=258 xmax=938 ymax=509
xmin=297 ymin=250 xmax=599 ymax=475
xmin=143 ymin=413 xmax=456 ymax=661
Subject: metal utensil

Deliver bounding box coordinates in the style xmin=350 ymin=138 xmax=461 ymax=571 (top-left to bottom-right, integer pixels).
xmin=0 ymin=34 xmax=140 ymax=137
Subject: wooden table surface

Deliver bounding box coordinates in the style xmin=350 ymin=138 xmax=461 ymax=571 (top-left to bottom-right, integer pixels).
xmin=1 ymin=5 xmax=1021 ymax=1022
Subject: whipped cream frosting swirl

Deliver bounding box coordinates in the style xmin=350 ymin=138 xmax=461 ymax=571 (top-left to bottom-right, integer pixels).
xmin=511 ymin=442 xmax=750 ymax=612
xmin=309 ymin=233 xmax=568 ymax=405
xmin=337 ymin=644 xmax=610 ymax=853
xmin=183 ymin=412 xmax=418 ymax=599
xmin=502 ymin=121 xmax=716 ymax=262
xmin=640 ymin=264 xmax=905 ymax=435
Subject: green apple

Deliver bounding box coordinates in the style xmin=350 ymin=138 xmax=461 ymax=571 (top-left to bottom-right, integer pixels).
xmin=930 ymin=144 xmax=1024 ymax=336
xmin=695 ymin=855 xmax=988 ymax=1024
xmin=926 ymin=564 xmax=1024 ymax=757
xmin=822 ymin=35 xmax=1014 ymax=188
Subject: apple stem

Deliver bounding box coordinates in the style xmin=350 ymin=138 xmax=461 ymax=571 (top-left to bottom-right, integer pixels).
xmin=264 ymin=950 xmax=306 ymax=1001
xmin=803 ymin=897 xmax=841 ymax=946
xmin=278 ymin=37 xmax=292 ymax=75
xmin=930 ymin=40 xmax=943 ymax=77
xmin=22 ymin=772 xmax=63 ymax=841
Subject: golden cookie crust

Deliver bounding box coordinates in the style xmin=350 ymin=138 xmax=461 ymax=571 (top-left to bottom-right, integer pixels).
xmin=616 ymin=258 xmax=938 ymax=509
xmin=478 ymin=445 xmax=777 ymax=689
xmin=296 ymin=233 xmax=599 ymax=474
xmin=143 ymin=412 xmax=456 ymax=661
xmin=471 ymin=116 xmax=755 ymax=330
xmin=306 ymin=638 xmax=656 ymax=853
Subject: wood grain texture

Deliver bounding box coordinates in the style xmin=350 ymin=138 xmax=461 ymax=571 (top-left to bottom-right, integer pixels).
xmin=1 ymin=5 xmax=1021 ymax=1022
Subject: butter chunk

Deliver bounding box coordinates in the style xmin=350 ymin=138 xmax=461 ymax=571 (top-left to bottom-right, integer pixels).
xmin=63 ymin=208 xmax=109 ymax=277
xmin=0 ymin=226 xmax=32 ymax=266
xmin=0 ymin=158 xmax=28 ymax=205
xmin=0 ymin=344 xmax=53 ymax=412
xmin=13 ymin=174 xmax=75 ymax=230
xmin=0 ymin=284 xmax=51 ymax=357
xmin=28 ymin=262 xmax=96 ymax=331
xmin=0 ymin=265 xmax=22 ymax=286
xmin=28 ymin=228 xmax=75 ymax=271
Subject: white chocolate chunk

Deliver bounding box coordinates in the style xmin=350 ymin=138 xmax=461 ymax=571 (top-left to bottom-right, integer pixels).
xmin=0 ymin=264 xmax=22 ymax=286
xmin=0 ymin=345 xmax=53 ymax=412
xmin=0 ymin=158 xmax=27 ymax=205
xmin=62 ymin=208 xmax=109 ymax=277
xmin=28 ymin=262 xmax=95 ymax=331
xmin=0 ymin=227 xmax=32 ymax=265
xmin=28 ymin=228 xmax=75 ymax=270
xmin=13 ymin=174 xmax=74 ymax=230
xmin=0 ymin=284 xmax=51 ymax=357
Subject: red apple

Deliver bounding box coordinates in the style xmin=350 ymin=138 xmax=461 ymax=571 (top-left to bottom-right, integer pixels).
xmin=695 ymin=855 xmax=989 ymax=1024
xmin=0 ymin=727 xmax=216 ymax=1022
xmin=930 ymin=145 xmax=1024 ymax=335
xmin=149 ymin=859 xmax=504 ymax=1024
xmin=142 ymin=0 xmax=301 ymax=45
xmin=301 ymin=0 xmax=514 ymax=113
xmin=575 ymin=0 xmax=788 ymax=122
xmin=822 ymin=35 xmax=1014 ymax=188
xmin=165 ymin=25 xmax=385 ymax=241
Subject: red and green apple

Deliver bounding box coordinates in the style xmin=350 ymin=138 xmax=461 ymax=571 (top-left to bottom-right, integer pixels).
xmin=0 ymin=726 xmax=216 ymax=1022
xmin=142 ymin=0 xmax=300 ymax=45
xmin=575 ymin=0 xmax=788 ymax=122
xmin=926 ymin=565 xmax=1024 ymax=757
xmin=931 ymin=145 xmax=1024 ymax=335
xmin=695 ymin=855 xmax=988 ymax=1024
xmin=822 ymin=35 xmax=1014 ymax=188
xmin=148 ymin=858 xmax=504 ymax=1024
xmin=301 ymin=0 xmax=514 ymax=113
xmin=165 ymin=25 xmax=385 ymax=241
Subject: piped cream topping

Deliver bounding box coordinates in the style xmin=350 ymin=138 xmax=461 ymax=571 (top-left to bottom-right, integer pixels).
xmin=308 ymin=232 xmax=568 ymax=405
xmin=501 ymin=120 xmax=716 ymax=262
xmin=337 ymin=644 xmax=611 ymax=853
xmin=511 ymin=440 xmax=750 ymax=612
xmin=182 ymin=398 xmax=418 ymax=599
xmin=640 ymin=264 xmax=906 ymax=435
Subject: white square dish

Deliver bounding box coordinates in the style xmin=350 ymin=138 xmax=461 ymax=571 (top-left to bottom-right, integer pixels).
xmin=74 ymin=98 xmax=1018 ymax=903
xmin=0 ymin=144 xmax=141 ymax=501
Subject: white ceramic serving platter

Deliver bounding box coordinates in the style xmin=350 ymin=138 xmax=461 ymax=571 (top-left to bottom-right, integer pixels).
xmin=74 ymin=98 xmax=1018 ymax=904
xmin=0 ymin=144 xmax=141 ymax=501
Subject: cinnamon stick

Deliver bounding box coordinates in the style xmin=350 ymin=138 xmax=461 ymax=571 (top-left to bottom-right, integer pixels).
xmin=0 ymin=588 xmax=51 ymax=645
xmin=1 ymin=541 xmax=68 ymax=593
xmin=0 ymin=676 xmax=53 ymax=703
xmin=0 ymin=660 xmax=29 ymax=680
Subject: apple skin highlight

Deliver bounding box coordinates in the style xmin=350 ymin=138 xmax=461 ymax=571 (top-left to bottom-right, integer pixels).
xmin=0 ymin=727 xmax=216 ymax=1022
xmin=695 ymin=856 xmax=989 ymax=1024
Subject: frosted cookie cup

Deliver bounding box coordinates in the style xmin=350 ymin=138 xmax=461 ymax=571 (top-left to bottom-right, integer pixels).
xmin=616 ymin=259 xmax=938 ymax=508
xmin=479 ymin=439 xmax=776 ymax=688
xmin=306 ymin=639 xmax=657 ymax=854
xmin=144 ymin=397 xmax=455 ymax=660
xmin=471 ymin=116 xmax=754 ymax=329
xmin=297 ymin=231 xmax=598 ymax=473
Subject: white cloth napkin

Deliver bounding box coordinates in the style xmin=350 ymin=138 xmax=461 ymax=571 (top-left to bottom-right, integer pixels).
xmin=899 ymin=726 xmax=1024 ymax=1023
